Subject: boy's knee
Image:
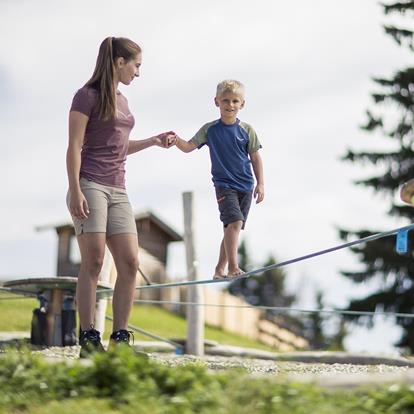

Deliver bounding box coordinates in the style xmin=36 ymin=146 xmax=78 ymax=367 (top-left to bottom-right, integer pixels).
xmin=226 ymin=220 xmax=243 ymax=230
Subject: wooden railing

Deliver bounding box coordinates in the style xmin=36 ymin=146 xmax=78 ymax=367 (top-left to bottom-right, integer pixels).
xmin=157 ymin=285 xmax=309 ymax=351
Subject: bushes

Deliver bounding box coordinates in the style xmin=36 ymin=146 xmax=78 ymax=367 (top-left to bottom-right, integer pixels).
xmin=1 ymin=348 xmax=414 ymax=413
xmin=0 ymin=347 xmax=224 ymax=413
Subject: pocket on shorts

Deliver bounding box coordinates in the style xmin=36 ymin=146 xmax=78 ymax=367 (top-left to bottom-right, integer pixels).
xmin=215 ymin=187 xmax=232 ymax=204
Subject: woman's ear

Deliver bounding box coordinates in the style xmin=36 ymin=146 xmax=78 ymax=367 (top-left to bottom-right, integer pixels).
xmin=115 ymin=56 xmax=125 ymax=68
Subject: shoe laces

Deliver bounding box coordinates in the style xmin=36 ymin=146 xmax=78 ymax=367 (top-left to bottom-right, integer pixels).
xmin=81 ymin=328 xmax=101 ymax=344
xmin=112 ymin=329 xmax=134 ymax=344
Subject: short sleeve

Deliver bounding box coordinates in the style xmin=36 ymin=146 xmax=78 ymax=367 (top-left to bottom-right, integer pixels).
xmin=70 ymin=87 xmax=97 ymax=117
xmin=190 ymin=123 xmax=209 ymax=148
xmin=240 ymin=122 xmax=262 ymax=153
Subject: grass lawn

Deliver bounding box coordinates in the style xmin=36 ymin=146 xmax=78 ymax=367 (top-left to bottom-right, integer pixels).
xmin=0 ymin=292 xmax=37 ymax=331
xmin=106 ymin=303 xmax=276 ymax=352
xmin=0 ymin=291 xmax=275 ymax=352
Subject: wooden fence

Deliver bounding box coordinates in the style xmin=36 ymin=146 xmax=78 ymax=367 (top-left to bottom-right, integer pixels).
xmin=155 ymin=285 xmax=309 ymax=351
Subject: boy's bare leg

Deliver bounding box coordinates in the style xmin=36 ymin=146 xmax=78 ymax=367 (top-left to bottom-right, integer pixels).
xmin=224 ymin=220 xmax=244 ymax=276
xmin=214 ymin=239 xmax=227 ymax=277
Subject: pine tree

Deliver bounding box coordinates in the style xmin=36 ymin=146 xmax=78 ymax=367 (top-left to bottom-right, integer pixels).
xmin=228 ymin=242 xmax=295 ymax=309
xmin=328 ymin=318 xmax=347 ymax=351
xmin=308 ymin=291 xmax=328 ymax=349
xmin=259 ymin=256 xmax=295 ymax=310
xmin=228 ymin=241 xmax=346 ymax=347
xmin=341 ymin=1 xmax=414 ymax=352
xmin=304 ymin=291 xmax=347 ymax=350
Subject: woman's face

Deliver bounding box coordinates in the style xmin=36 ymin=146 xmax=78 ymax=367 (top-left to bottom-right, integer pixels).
xmin=116 ymin=53 xmax=142 ymax=85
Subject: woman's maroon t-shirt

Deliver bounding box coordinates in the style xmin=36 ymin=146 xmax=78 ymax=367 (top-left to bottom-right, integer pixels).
xmin=70 ymin=86 xmax=135 ymax=189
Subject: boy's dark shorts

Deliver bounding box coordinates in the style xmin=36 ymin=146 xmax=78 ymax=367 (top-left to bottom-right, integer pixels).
xmin=215 ymin=186 xmax=253 ymax=229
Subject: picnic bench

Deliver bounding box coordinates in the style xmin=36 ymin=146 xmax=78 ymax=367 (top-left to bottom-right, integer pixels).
xmin=3 ymin=277 xmax=112 ymax=346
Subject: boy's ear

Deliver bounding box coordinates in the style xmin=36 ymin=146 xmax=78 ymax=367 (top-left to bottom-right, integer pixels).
xmin=241 ymin=99 xmax=245 ymax=109
xmin=214 ymin=97 xmax=219 ymax=107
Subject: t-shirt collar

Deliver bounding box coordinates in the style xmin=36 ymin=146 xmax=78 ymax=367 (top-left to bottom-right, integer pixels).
xmin=219 ymin=118 xmax=240 ymax=126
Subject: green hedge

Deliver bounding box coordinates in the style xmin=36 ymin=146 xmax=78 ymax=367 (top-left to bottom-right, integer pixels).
xmin=1 ymin=348 xmax=414 ymax=413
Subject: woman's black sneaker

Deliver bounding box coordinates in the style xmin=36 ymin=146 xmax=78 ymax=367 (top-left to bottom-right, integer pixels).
xmin=79 ymin=328 xmax=105 ymax=358
xmin=109 ymin=329 xmax=148 ymax=358
xmin=109 ymin=329 xmax=134 ymax=348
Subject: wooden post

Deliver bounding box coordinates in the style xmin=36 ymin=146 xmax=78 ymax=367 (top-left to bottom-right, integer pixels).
xmin=183 ymin=192 xmax=204 ymax=355
xmin=46 ymin=289 xmax=63 ymax=346
xmin=57 ymin=229 xmax=71 ymax=276
xmin=94 ymin=246 xmax=113 ymax=335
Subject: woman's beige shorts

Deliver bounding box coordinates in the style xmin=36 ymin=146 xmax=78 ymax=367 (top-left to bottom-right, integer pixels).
xmin=66 ymin=177 xmax=137 ymax=236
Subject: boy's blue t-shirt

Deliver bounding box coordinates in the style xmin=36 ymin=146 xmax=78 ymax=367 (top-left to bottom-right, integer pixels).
xmin=190 ymin=119 xmax=262 ymax=192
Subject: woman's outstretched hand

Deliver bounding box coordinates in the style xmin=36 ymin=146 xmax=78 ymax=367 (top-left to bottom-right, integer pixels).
xmin=153 ymin=131 xmax=177 ymax=148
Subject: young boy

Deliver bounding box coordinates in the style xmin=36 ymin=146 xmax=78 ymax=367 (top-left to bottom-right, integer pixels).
xmin=174 ymin=79 xmax=264 ymax=279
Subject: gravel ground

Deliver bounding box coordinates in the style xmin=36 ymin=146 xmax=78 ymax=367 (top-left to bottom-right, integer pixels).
xmin=23 ymin=345 xmax=410 ymax=377
xmin=2 ymin=335 xmax=414 ymax=386
xmin=153 ymin=353 xmax=411 ymax=376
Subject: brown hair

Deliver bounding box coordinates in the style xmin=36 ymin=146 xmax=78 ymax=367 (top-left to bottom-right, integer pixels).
xmin=85 ymin=37 xmax=141 ymax=120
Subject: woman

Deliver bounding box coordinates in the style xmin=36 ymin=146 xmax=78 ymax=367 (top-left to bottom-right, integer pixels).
xmin=66 ymin=36 xmax=174 ymax=357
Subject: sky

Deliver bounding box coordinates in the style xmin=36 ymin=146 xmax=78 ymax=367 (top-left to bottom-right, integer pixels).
xmin=1 ymin=0 xmax=413 ymax=355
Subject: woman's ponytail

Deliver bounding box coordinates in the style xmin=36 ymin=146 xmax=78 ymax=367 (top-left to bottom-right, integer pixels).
xmin=85 ymin=37 xmax=141 ymax=121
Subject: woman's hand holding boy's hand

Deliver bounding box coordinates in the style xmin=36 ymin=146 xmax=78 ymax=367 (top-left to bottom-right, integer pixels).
xmin=153 ymin=131 xmax=177 ymax=148
xmin=166 ymin=133 xmax=177 ymax=147
xmin=254 ymin=184 xmax=264 ymax=204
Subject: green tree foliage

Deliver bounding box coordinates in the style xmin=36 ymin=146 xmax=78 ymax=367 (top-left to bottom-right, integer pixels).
xmin=228 ymin=240 xmax=294 ymax=309
xmin=308 ymin=291 xmax=327 ymax=349
xmin=304 ymin=291 xmax=347 ymax=351
xmin=228 ymin=241 xmax=346 ymax=350
xmin=341 ymin=1 xmax=414 ymax=352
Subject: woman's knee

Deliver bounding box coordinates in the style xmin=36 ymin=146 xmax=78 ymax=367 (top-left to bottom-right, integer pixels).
xmin=119 ymin=255 xmax=139 ymax=276
xmin=81 ymin=254 xmax=105 ymax=277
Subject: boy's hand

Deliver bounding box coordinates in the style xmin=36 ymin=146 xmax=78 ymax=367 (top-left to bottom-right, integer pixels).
xmin=254 ymin=184 xmax=264 ymax=204
xmin=167 ymin=134 xmax=178 ymax=147
xmin=154 ymin=131 xmax=177 ymax=148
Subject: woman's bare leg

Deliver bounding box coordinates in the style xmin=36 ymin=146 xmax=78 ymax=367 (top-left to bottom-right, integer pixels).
xmin=107 ymin=233 xmax=139 ymax=331
xmin=76 ymin=233 xmax=106 ymax=330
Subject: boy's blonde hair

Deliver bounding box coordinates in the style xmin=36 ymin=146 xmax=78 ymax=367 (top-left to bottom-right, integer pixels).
xmin=216 ymin=79 xmax=245 ymax=98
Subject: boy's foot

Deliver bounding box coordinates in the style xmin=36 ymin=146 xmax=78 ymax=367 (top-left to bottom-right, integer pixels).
xmin=79 ymin=328 xmax=105 ymax=358
xmin=227 ymin=268 xmax=245 ymax=277
xmin=213 ymin=269 xmax=245 ymax=280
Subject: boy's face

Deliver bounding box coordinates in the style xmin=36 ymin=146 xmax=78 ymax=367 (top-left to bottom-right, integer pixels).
xmin=215 ymin=91 xmax=245 ymax=124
